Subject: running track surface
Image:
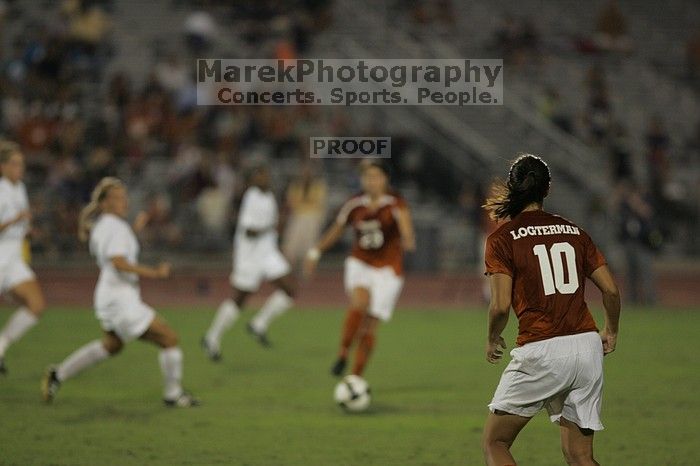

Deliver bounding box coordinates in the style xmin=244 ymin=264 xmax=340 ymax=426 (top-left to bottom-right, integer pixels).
xmin=21 ymin=267 xmax=700 ymax=309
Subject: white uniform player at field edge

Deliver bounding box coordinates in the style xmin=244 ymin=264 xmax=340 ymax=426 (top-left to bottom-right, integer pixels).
xmin=0 ymin=141 xmax=47 ymax=376
xmin=41 ymin=177 xmax=198 ymax=407
xmin=202 ymin=165 xmax=295 ymax=360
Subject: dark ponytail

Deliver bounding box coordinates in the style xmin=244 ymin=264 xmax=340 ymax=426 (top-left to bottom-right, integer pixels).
xmin=483 ymin=153 xmax=551 ymax=220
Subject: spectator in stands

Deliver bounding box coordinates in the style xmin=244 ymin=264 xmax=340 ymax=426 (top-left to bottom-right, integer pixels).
xmin=493 ymin=15 xmax=540 ymax=66
xmin=62 ymin=0 xmax=112 ymax=79
xmin=0 ymin=1 xmax=7 ymax=56
xmin=63 ymin=0 xmax=111 ymax=50
xmin=583 ymin=64 xmax=612 ymax=144
xmin=282 ymin=163 xmax=327 ymax=271
xmin=616 ymin=179 xmax=658 ymax=305
xmin=195 ymin=151 xmax=237 ymax=247
xmin=154 ymin=53 xmax=190 ymax=96
xmin=107 ymin=72 xmax=132 ymax=111
xmin=594 ymin=0 xmax=632 ymax=54
xmin=585 ymin=87 xmax=612 ymax=144
xmin=303 ymin=0 xmax=333 ymax=31
xmin=136 ymin=193 xmax=183 ymax=250
xmin=646 ymin=116 xmax=671 ymax=207
xmin=183 ymin=7 xmax=217 ymax=55
xmin=538 ymin=88 xmax=573 ymax=134
xmin=685 ymin=31 xmax=700 ymax=86
xmin=435 ymin=0 xmax=456 ymax=30
xmin=608 ymin=123 xmax=633 ymax=182
xmin=685 ymin=119 xmax=700 ymax=162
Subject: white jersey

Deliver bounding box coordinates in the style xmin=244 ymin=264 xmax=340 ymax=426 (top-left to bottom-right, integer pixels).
xmin=234 ymin=186 xmax=279 ymax=252
xmin=0 ymin=177 xmax=30 ymax=265
xmin=90 ymin=213 xmax=140 ymax=302
xmin=230 ymin=186 xmax=290 ymax=291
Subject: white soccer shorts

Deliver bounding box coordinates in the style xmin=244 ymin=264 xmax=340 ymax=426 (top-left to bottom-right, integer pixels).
xmin=344 ymin=256 xmax=404 ymax=322
xmin=231 ymin=247 xmax=291 ymax=292
xmin=0 ymin=258 xmax=36 ymax=294
xmin=95 ymin=293 xmax=156 ymax=342
xmin=488 ymin=331 xmax=605 ymax=431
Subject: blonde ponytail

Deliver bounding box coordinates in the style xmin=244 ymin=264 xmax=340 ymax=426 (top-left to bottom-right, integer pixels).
xmin=78 ymin=177 xmax=124 ymax=242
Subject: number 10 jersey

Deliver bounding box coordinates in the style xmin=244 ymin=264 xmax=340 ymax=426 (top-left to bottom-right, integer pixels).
xmin=485 ymin=210 xmax=607 ymax=346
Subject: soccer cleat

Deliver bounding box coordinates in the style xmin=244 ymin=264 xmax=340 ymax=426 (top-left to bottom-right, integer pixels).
xmin=246 ymin=323 xmax=272 ymax=348
xmin=164 ymin=391 xmax=200 ymax=408
xmin=0 ymin=357 xmax=6 ymax=376
xmin=41 ymin=366 xmax=61 ymax=403
xmin=200 ymin=337 xmax=222 ymax=362
xmin=330 ymin=357 xmax=347 ymax=377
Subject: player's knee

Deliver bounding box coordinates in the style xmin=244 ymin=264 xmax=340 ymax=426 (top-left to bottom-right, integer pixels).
xmin=350 ymin=297 xmax=369 ymax=313
xmin=482 ymin=435 xmax=509 ymax=458
xmin=274 ymin=275 xmax=296 ymax=298
xmin=21 ymin=289 xmax=46 ymax=316
xmin=102 ymin=337 xmax=123 ymax=355
xmin=161 ymin=330 xmax=179 ymax=348
xmin=28 ymin=296 xmax=46 ymax=316
xmin=232 ymin=289 xmax=249 ymax=307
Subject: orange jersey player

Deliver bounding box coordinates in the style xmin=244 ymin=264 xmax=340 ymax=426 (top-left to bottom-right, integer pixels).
xmin=304 ymin=160 xmax=415 ymax=378
xmin=480 ymin=154 xmax=621 ymax=466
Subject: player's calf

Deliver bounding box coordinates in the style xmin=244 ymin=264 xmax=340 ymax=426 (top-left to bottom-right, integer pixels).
xmin=561 ymin=443 xmax=599 ymax=466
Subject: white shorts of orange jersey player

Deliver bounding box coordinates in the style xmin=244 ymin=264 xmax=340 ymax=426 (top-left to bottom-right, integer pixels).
xmin=488 ymin=331 xmax=604 ymax=431
xmin=344 ymin=257 xmax=404 ymax=322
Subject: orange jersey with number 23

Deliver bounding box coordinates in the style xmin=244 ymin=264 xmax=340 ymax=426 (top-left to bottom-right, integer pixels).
xmin=337 ymin=193 xmax=407 ymax=275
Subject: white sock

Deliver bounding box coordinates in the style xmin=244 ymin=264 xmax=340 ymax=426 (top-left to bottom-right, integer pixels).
xmin=56 ymin=340 xmax=110 ymax=382
xmin=250 ymin=290 xmax=293 ymax=333
xmin=159 ymin=347 xmax=183 ymax=400
xmin=205 ymin=299 xmax=239 ymax=350
xmin=0 ymin=307 xmax=38 ymax=357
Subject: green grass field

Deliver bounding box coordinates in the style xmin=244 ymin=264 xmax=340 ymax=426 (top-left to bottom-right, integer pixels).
xmin=0 ymin=306 xmax=698 ymax=465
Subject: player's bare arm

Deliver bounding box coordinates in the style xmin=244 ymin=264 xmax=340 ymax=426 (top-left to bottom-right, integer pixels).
xmin=111 ymin=256 xmax=171 ymax=279
xmin=589 ymin=265 xmax=621 ymax=354
xmin=395 ymin=207 xmax=416 ymax=252
xmin=132 ymin=210 xmax=151 ymax=233
xmin=486 ymin=273 xmax=512 ymax=364
xmin=304 ymin=220 xmax=345 ymax=277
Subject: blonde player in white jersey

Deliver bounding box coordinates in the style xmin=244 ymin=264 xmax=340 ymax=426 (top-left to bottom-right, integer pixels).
xmin=202 ymin=165 xmax=295 ymax=360
xmin=42 ymin=177 xmax=198 ymax=407
xmin=0 ymin=141 xmax=46 ymax=375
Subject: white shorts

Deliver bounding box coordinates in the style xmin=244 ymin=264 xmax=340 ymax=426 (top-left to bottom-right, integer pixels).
xmin=0 ymin=258 xmax=36 ymax=295
xmin=488 ymin=331 xmax=605 ymax=431
xmin=95 ymin=293 xmax=156 ymax=343
xmin=344 ymin=257 xmax=404 ymax=322
xmin=231 ymin=247 xmax=291 ymax=292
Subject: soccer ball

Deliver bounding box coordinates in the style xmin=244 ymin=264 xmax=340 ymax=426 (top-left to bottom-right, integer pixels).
xmin=334 ymin=375 xmax=371 ymax=412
